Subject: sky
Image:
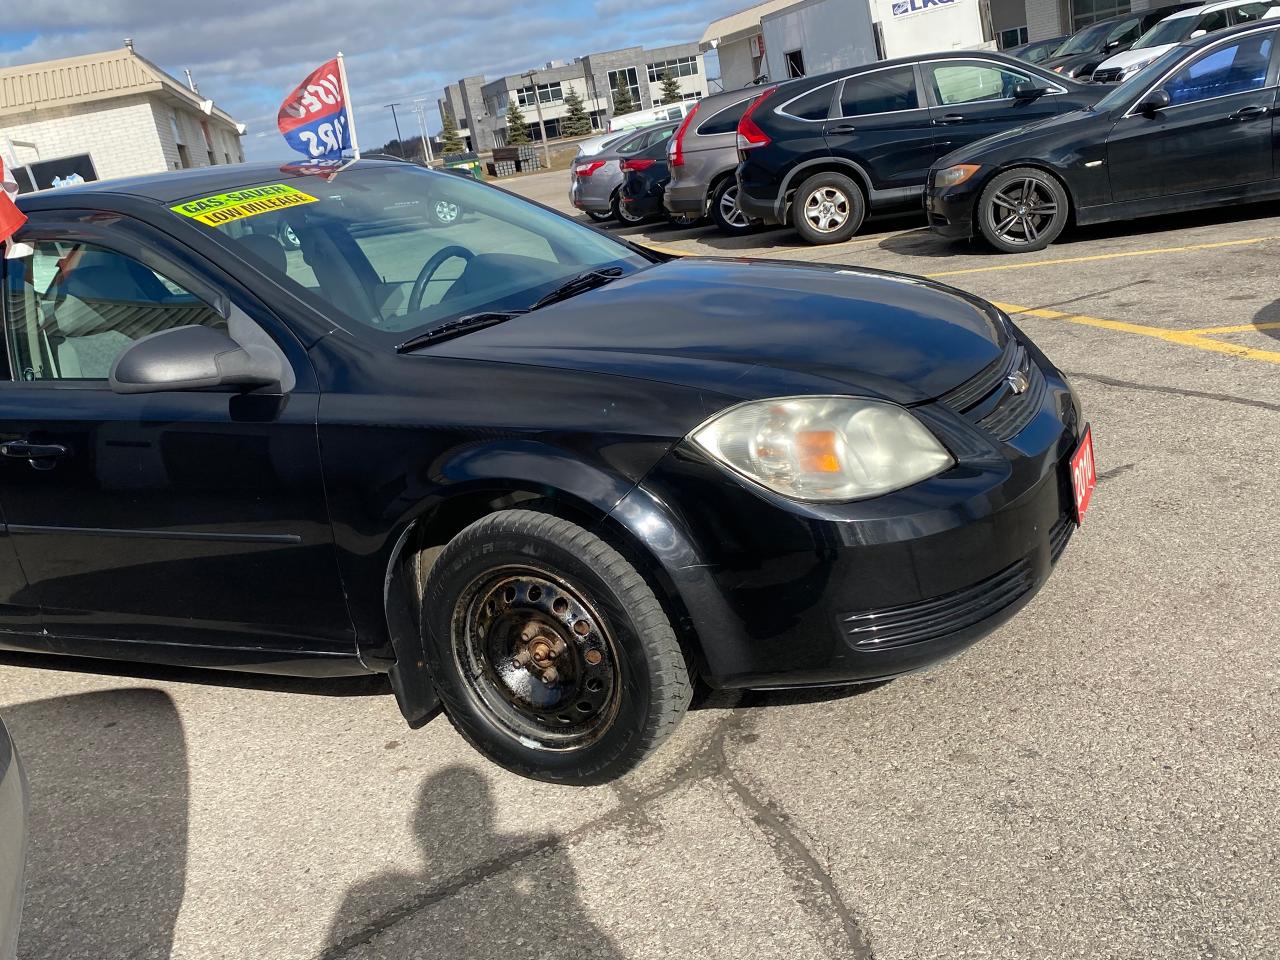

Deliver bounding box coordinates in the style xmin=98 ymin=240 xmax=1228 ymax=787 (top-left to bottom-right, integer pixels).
xmin=0 ymin=0 xmax=743 ymax=162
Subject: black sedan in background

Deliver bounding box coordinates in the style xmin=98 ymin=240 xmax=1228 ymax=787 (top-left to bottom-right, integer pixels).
xmin=927 ymin=21 xmax=1280 ymax=252
xmin=1005 ymin=35 xmax=1068 ymax=65
xmin=2 ymin=161 xmax=1091 ymax=784
xmin=735 ymin=51 xmax=1098 ymax=244
xmin=0 ymin=717 xmax=25 ymax=960
xmin=1040 ymin=4 xmax=1201 ymax=79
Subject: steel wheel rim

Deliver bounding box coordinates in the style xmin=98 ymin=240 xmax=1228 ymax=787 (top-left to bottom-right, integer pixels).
xmin=281 ymin=225 xmax=300 ymax=248
xmin=435 ymin=200 xmax=460 ymax=223
xmin=803 ymin=186 xmax=850 ymax=233
xmin=719 ymin=184 xmax=748 ymax=228
xmin=989 ymin=177 xmax=1057 ymax=246
xmin=452 ymin=565 xmax=621 ymax=750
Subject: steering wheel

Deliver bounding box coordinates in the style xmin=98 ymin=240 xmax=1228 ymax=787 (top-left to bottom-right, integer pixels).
xmin=408 ymin=245 xmax=474 ymax=314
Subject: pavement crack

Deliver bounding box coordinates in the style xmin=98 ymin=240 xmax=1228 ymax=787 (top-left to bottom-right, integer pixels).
xmin=1065 ymin=369 xmax=1280 ymax=414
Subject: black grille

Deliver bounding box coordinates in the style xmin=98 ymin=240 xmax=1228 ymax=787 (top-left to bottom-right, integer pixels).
xmin=1092 ymin=68 xmax=1122 ymax=83
xmin=1049 ymin=513 xmax=1074 ymax=563
xmin=839 ymin=557 xmax=1034 ymax=651
xmin=940 ymin=339 xmax=1046 ymax=442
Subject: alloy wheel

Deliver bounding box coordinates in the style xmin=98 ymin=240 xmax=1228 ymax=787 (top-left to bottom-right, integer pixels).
xmin=718 ymin=184 xmax=749 ymax=229
xmin=434 ymin=199 xmax=460 ymax=224
xmin=988 ymin=178 xmax=1058 ymax=247
xmin=803 ymin=186 xmax=850 ymax=234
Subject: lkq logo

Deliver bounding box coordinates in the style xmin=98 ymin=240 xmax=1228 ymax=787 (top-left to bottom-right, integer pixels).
xmin=892 ymin=0 xmax=958 ymax=17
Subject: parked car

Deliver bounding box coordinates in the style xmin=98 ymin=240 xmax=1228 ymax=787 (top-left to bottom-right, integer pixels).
xmin=735 ymin=52 xmax=1098 ymax=245
xmin=1041 ymin=5 xmax=1202 ymax=79
xmin=1005 ymin=35 xmax=1069 ymax=64
xmin=0 ymin=717 xmax=26 ymax=960
xmin=570 ymin=120 xmax=679 ymax=223
xmin=664 ymin=85 xmax=768 ymax=234
xmin=573 ymin=129 xmax=630 ymax=159
xmin=617 ymin=135 xmax=702 ymax=225
xmin=4 ymin=160 xmax=1090 ymax=783
xmin=926 ymin=20 xmax=1280 ymax=252
xmin=608 ymin=100 xmax=697 ymax=133
xmin=1091 ymin=0 xmax=1277 ymax=81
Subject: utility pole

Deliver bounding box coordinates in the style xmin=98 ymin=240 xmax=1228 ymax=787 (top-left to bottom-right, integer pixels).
xmin=385 ymin=103 xmax=405 ymax=158
xmin=521 ymin=70 xmax=552 ymax=167
xmin=412 ymin=99 xmax=435 ymax=165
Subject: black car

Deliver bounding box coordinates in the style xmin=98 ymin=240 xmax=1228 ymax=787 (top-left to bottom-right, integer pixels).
xmin=734 ymin=51 xmax=1098 ymax=244
xmin=1 ymin=161 xmax=1090 ymax=784
xmin=926 ymin=20 xmax=1280 ymax=252
xmin=1005 ymin=35 xmax=1069 ymax=65
xmin=617 ymin=136 xmax=693 ymax=224
xmin=1040 ymin=4 xmax=1201 ymax=80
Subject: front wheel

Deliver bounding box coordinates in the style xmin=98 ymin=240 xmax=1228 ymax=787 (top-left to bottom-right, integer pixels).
xmin=976 ymin=167 xmax=1068 ymax=253
xmin=791 ymin=171 xmax=865 ymax=245
xmin=422 ymin=511 xmax=692 ymax=784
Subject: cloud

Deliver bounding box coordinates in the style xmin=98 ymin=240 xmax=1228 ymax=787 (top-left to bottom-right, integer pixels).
xmin=0 ymin=0 xmax=749 ymax=160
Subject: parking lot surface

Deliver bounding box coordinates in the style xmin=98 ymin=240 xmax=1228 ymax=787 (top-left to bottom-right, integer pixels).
xmin=2 ymin=168 xmax=1278 ymax=960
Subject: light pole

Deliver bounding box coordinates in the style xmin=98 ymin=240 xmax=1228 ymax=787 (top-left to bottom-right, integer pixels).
xmin=384 ymin=103 xmax=405 ymax=158
xmin=412 ymin=98 xmax=435 ymax=165
xmin=521 ymin=70 xmax=552 ymax=167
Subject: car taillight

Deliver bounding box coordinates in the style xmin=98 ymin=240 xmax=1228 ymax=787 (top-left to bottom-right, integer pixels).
xmin=620 ymin=158 xmax=657 ymax=171
xmin=574 ymin=160 xmax=607 ymax=177
xmin=669 ymin=102 xmax=700 ymax=167
xmin=736 ymin=85 xmax=779 ymax=151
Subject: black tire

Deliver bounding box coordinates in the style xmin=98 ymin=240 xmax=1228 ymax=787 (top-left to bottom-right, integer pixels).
xmin=710 ymin=177 xmax=754 ymax=235
xmin=585 ymin=209 xmax=612 ymax=223
xmin=421 ymin=510 xmax=691 ymax=784
xmin=790 ymin=171 xmax=865 ymax=245
xmin=612 ymin=189 xmax=647 ymax=225
xmin=976 ymin=167 xmax=1068 ymax=254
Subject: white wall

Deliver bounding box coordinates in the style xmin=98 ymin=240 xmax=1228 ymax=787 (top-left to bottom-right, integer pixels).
xmin=762 ymin=0 xmax=879 ymax=80
xmin=869 ymin=0 xmax=995 ymax=55
xmin=715 ymin=37 xmax=761 ymax=89
xmin=0 ymin=95 xmax=169 ymax=180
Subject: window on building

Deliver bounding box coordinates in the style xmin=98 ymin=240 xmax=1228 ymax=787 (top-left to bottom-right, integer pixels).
xmin=646 ymin=56 xmax=699 ymax=82
xmin=516 ymin=81 xmax=564 ymax=107
xmin=784 ymin=50 xmax=806 ymax=78
xmin=1070 ymin=0 xmax=1131 ymax=32
xmin=176 ymin=144 xmax=191 ymax=169
xmin=840 ymin=67 xmax=920 ymax=116
xmin=608 ymin=67 xmax=642 ymax=108
xmin=999 ymin=26 xmax=1030 ymax=48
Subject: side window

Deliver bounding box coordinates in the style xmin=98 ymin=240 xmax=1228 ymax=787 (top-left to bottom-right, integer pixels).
xmin=839 ymin=67 xmax=920 ymax=116
xmin=783 ymin=85 xmax=836 ymax=120
xmin=930 ymin=62 xmax=1033 ymax=105
xmin=1232 ymin=3 xmax=1268 ymax=23
xmin=4 ymin=241 xmax=225 ymax=382
xmin=697 ymin=100 xmax=749 ymax=135
xmin=1106 ymin=18 xmax=1143 ymax=46
xmin=1194 ymin=10 xmax=1231 ymax=33
xmin=1164 ymin=32 xmax=1274 ymax=104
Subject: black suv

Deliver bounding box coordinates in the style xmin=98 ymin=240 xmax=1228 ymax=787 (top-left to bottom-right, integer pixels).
xmin=735 ymin=52 xmax=1097 ymax=245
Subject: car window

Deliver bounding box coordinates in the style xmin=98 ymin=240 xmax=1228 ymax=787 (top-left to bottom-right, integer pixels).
xmin=697 ymin=100 xmax=749 ymax=135
xmin=783 ymin=84 xmax=836 ymax=120
xmin=1163 ymin=30 xmax=1275 ymax=104
xmin=839 ymin=67 xmax=919 ymax=116
xmin=930 ymin=62 xmax=1034 ymax=105
xmin=3 ymin=241 xmax=225 ymax=382
xmin=1194 ymin=10 xmax=1231 ymax=32
xmin=1106 ymin=17 xmax=1144 ymax=46
xmin=1232 ymin=2 xmax=1269 ymax=22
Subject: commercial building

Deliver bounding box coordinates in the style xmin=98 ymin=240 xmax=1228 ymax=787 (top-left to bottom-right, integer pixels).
xmin=0 ymin=43 xmax=245 ymax=191
xmin=438 ymin=43 xmax=708 ymax=151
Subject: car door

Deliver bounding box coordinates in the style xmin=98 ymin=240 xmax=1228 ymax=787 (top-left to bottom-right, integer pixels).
xmin=1106 ymin=28 xmax=1278 ymax=203
xmin=0 ymin=211 xmax=354 ymax=656
xmin=823 ymin=64 xmax=935 ymax=194
xmin=924 ymin=59 xmax=1067 ymax=159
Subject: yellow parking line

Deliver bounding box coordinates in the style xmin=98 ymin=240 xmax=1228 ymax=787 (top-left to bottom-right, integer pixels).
xmin=995 ymin=301 xmax=1280 ymax=365
xmin=1183 ymin=320 xmax=1280 ymax=335
xmin=925 ymin=235 xmax=1278 ymax=279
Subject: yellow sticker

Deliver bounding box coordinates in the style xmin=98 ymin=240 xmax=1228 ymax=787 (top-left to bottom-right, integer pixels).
xmin=171 ymin=184 xmax=319 ymax=227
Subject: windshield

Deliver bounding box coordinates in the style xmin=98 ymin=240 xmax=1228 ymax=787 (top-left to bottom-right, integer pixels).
xmin=1093 ymin=45 xmax=1188 ymax=110
xmin=1132 ymin=15 xmax=1196 ymax=49
xmin=182 ymin=164 xmax=649 ymax=344
xmin=1057 ymin=20 xmax=1117 ymax=55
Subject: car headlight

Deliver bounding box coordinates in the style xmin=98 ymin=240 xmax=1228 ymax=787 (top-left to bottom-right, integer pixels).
xmin=690 ymin=396 xmax=954 ymax=502
xmin=1118 ymin=57 xmax=1155 ymax=79
xmin=934 ymin=164 xmax=981 ymax=188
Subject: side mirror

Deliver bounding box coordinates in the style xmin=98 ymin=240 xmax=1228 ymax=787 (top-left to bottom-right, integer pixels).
xmin=1013 ymin=81 xmax=1049 ymax=99
xmin=109 ymin=325 xmax=285 ymax=395
xmin=1137 ymin=88 xmax=1171 ymax=114
xmin=1190 ymin=28 xmax=1207 ymax=38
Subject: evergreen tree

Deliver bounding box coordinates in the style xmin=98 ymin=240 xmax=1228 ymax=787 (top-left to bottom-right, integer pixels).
xmin=611 ymin=77 xmax=635 ymax=117
xmin=562 ymin=88 xmax=592 ymax=137
xmin=440 ymin=109 xmax=465 ymax=155
xmin=659 ymin=71 xmax=683 ymax=105
xmin=506 ymin=100 xmax=531 ymax=144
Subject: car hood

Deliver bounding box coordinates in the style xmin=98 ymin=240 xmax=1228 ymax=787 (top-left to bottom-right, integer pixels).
xmin=424 ymin=258 xmax=1007 ymax=406
xmin=1097 ymin=43 xmax=1174 ymax=72
xmin=1042 ymin=52 xmax=1103 ymax=75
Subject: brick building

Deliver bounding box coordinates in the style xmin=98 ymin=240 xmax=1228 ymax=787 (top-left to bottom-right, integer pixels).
xmin=0 ymin=44 xmax=244 ymax=189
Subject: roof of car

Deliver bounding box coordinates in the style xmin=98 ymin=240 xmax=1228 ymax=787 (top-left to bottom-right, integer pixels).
xmin=15 ymin=158 xmax=413 ymax=209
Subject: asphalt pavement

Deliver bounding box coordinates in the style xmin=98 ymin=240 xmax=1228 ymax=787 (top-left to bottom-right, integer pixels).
xmin=1 ymin=168 xmax=1277 ymax=960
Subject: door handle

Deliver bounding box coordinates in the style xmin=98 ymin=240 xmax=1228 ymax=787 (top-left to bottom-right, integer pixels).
xmin=1 ymin=441 xmax=69 ymax=464
xmin=1230 ymin=104 xmax=1269 ymax=120
xmin=827 ymin=123 xmax=858 ymax=134
xmin=932 ymin=114 xmax=965 ymax=125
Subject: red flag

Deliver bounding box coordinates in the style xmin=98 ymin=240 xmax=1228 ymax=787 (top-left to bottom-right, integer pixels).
xmin=0 ymin=158 xmax=26 ymax=245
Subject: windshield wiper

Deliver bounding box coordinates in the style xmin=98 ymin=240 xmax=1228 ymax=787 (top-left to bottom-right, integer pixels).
xmin=395 ymin=310 xmax=528 ymax=353
xmin=529 ymin=266 xmax=625 ymax=311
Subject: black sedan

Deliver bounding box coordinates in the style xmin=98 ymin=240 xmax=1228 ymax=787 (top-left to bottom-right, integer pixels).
xmin=927 ymin=21 xmax=1280 ymax=252
xmin=2 ymin=161 xmax=1092 ymax=783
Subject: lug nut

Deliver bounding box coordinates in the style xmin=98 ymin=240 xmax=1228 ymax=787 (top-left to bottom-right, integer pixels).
xmin=585 ymin=649 xmax=603 ymax=666
xmin=513 ymin=650 xmax=532 ymax=667
xmin=541 ymin=667 xmax=559 ymax=684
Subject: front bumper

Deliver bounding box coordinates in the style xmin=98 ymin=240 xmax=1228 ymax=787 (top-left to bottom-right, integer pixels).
xmin=924 ymin=175 xmax=982 ymax=240
xmin=611 ymin=344 xmax=1083 ymax=689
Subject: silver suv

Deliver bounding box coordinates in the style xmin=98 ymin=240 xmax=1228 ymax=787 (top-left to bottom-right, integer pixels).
xmin=663 ymin=86 xmax=766 ymax=235
xmin=569 ymin=121 xmax=678 ymax=224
